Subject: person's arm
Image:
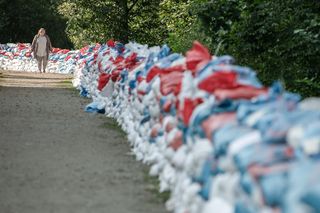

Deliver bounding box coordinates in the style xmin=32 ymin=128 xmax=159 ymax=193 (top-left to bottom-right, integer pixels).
xmin=31 ymin=35 xmax=37 ymax=52
xmin=47 ymin=35 xmax=53 ymax=51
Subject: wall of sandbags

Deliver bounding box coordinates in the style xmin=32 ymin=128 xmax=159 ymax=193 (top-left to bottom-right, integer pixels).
xmin=74 ymin=40 xmax=320 ymax=213
xmin=0 ymin=43 xmax=79 ymax=74
xmin=2 ymin=40 xmax=320 ymax=213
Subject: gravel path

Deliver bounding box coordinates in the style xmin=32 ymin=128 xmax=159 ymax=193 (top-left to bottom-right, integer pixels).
xmin=0 ymin=71 xmax=166 ymax=213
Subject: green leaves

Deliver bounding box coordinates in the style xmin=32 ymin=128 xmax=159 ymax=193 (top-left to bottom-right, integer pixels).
xmin=58 ymin=0 xmax=169 ymax=47
xmin=192 ymin=0 xmax=320 ymax=97
xmin=0 ymin=0 xmax=72 ymax=48
xmin=2 ymin=0 xmax=318 ymax=97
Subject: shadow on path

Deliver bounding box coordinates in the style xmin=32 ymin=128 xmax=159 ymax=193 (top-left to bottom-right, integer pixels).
xmin=0 ymin=70 xmax=73 ymax=88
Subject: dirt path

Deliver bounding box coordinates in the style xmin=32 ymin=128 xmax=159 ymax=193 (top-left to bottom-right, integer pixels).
xmin=0 ymin=70 xmax=74 ymax=88
xmin=0 ymin=71 xmax=167 ymax=213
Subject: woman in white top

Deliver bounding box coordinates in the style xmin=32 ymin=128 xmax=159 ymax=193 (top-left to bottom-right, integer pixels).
xmin=31 ymin=28 xmax=52 ymax=73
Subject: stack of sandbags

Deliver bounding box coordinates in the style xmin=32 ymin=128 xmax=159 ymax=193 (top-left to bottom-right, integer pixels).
xmin=3 ymin=40 xmax=320 ymax=213
xmin=77 ymin=40 xmax=320 ymax=213
xmin=0 ymin=43 xmax=79 ymax=73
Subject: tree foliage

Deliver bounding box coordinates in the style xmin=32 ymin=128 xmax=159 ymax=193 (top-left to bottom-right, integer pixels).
xmin=0 ymin=0 xmax=72 ymax=48
xmin=158 ymin=0 xmax=211 ymax=53
xmin=58 ymin=0 xmax=167 ymax=48
xmin=192 ymin=0 xmax=320 ymax=96
xmin=0 ymin=0 xmax=319 ymax=96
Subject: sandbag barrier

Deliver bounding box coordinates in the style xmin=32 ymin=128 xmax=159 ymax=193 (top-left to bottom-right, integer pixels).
xmin=2 ymin=40 xmax=320 ymax=213
xmin=0 ymin=43 xmax=79 ymax=73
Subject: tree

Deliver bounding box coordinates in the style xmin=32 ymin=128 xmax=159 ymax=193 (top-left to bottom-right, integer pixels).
xmin=58 ymin=0 xmax=166 ymax=48
xmin=192 ymin=0 xmax=320 ymax=96
xmin=0 ymin=0 xmax=72 ymax=48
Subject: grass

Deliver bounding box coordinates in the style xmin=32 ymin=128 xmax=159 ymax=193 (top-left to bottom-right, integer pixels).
xmin=66 ymin=86 xmax=80 ymax=96
xmin=59 ymin=79 xmax=72 ymax=85
xmin=58 ymin=79 xmax=75 ymax=89
xmin=143 ymin=167 xmax=171 ymax=204
xmin=60 ymin=79 xmax=72 ymax=84
xmin=100 ymin=117 xmax=127 ymax=137
xmin=100 ymin=115 xmax=170 ymax=204
xmin=57 ymin=79 xmax=81 ymax=98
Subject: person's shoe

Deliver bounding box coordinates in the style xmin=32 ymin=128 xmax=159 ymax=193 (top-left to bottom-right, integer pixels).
xmin=43 ymin=70 xmax=46 ymax=73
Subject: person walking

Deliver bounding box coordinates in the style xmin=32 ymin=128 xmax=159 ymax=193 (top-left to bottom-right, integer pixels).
xmin=31 ymin=28 xmax=52 ymax=73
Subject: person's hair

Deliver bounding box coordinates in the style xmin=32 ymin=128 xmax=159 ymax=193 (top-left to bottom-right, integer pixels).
xmin=38 ymin=28 xmax=46 ymax=35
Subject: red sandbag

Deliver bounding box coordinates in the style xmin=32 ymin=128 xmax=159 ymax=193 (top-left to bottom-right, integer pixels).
xmin=198 ymin=71 xmax=238 ymax=92
xmin=93 ymin=53 xmax=98 ymax=61
xmin=146 ymin=66 xmax=161 ymax=83
xmin=202 ymin=112 xmax=237 ymax=139
xmin=179 ymin=98 xmax=203 ymax=126
xmin=93 ymin=43 xmax=101 ymax=51
xmin=162 ymin=64 xmax=186 ymax=73
xmin=111 ymin=70 xmax=121 ymax=82
xmin=163 ymin=99 xmax=173 ymax=113
xmin=137 ymin=90 xmax=146 ymax=96
xmin=98 ymin=73 xmax=111 ymax=91
xmin=186 ymin=41 xmax=211 ymax=73
xmin=150 ymin=125 xmax=160 ymax=138
xmin=114 ymin=55 xmax=124 ymax=64
xmin=103 ymin=50 xmax=110 ymax=56
xmin=65 ymin=55 xmax=72 ymax=61
xmin=51 ymin=48 xmax=61 ymax=53
xmin=80 ymin=46 xmax=89 ymax=55
xmin=17 ymin=43 xmax=27 ymax=51
xmin=147 ymin=63 xmax=186 ymax=83
xmin=137 ymin=76 xmax=145 ymax=83
xmin=58 ymin=49 xmax=68 ymax=54
xmin=150 ymin=128 xmax=158 ymax=138
xmin=213 ymin=86 xmax=268 ymax=100
xmin=160 ymin=72 xmax=184 ymax=96
xmin=169 ymin=130 xmax=183 ymax=151
xmin=98 ymin=61 xmax=103 ymax=72
xmin=125 ymin=52 xmax=137 ymax=64
xmin=124 ymin=52 xmax=139 ymax=70
xmin=61 ymin=49 xmax=70 ymax=54
xmin=107 ymin=39 xmax=115 ymax=47
xmin=25 ymin=52 xmax=31 ymax=57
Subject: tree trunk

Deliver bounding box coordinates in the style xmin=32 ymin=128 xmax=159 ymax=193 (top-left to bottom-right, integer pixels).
xmin=117 ymin=0 xmax=129 ymax=43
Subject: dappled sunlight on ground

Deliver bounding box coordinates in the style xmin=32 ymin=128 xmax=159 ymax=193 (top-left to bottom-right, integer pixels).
xmin=0 ymin=70 xmax=73 ymax=88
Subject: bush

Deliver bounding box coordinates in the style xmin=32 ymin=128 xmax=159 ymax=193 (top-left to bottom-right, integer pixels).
xmin=193 ymin=0 xmax=320 ymax=97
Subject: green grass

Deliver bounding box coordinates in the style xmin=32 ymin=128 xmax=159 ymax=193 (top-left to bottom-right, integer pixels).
xmin=100 ymin=118 xmax=126 ymax=137
xmin=101 ymin=119 xmax=121 ymax=131
xmin=58 ymin=79 xmax=75 ymax=89
xmin=100 ymin=117 xmax=170 ymax=204
xmin=66 ymin=86 xmax=80 ymax=95
xmin=60 ymin=79 xmax=72 ymax=84
xmin=58 ymin=79 xmax=81 ymax=97
xmin=143 ymin=167 xmax=171 ymax=203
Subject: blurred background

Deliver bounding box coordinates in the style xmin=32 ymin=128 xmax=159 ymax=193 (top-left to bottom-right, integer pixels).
xmin=0 ymin=0 xmax=319 ymax=96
